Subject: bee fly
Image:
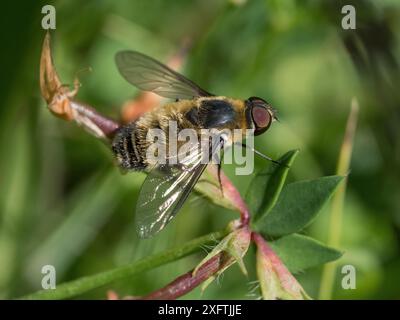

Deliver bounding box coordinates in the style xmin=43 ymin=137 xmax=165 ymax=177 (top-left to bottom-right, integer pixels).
xmin=112 ymin=50 xmax=278 ymax=238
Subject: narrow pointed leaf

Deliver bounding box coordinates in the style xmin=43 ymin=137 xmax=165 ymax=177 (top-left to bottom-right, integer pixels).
xmin=269 ymin=234 xmax=343 ymax=273
xmin=247 ymin=149 xmax=299 ymax=223
xmin=256 ymin=175 xmax=344 ymax=237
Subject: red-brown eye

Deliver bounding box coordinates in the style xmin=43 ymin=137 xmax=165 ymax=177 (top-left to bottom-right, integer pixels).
xmin=251 ymin=106 xmax=271 ymax=135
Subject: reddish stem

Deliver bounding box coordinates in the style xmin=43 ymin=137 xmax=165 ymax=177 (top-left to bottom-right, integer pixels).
xmin=142 ymin=253 xmax=222 ymax=300
xmin=252 ymin=232 xmax=283 ymax=269
xmin=252 ymin=232 xmax=270 ymax=253
xmin=70 ymin=100 xmax=120 ymax=139
xmin=207 ymin=165 xmax=250 ymax=226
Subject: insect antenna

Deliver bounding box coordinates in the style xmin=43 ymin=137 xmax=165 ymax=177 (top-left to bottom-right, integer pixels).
xmin=239 ymin=143 xmax=289 ymax=168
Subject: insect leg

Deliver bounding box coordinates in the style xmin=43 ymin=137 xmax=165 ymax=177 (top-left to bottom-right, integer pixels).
xmin=217 ymin=162 xmax=224 ymax=197
xmin=208 ymin=134 xmax=225 ymax=197
xmin=217 ymin=137 xmax=225 ymax=197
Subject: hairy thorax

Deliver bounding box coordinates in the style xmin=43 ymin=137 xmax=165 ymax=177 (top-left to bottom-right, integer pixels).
xmin=112 ymin=97 xmax=249 ymax=170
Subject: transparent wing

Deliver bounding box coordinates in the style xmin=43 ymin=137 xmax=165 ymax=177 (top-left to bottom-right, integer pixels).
xmin=115 ymin=50 xmax=213 ymax=100
xmin=135 ymin=135 xmax=223 ymax=238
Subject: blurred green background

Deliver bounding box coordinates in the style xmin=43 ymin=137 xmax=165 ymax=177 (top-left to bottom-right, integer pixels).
xmin=0 ymin=0 xmax=399 ymax=299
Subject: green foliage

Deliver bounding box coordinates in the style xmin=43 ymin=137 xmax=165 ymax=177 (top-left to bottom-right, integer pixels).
xmin=247 ymin=150 xmax=299 ymax=222
xmin=1 ymin=0 xmax=399 ymax=300
xmin=255 ymin=175 xmax=345 ymax=237
xmin=247 ymin=150 xmax=344 ymax=273
xmin=21 ymin=150 xmax=344 ymax=299
xmin=21 ymin=230 xmax=227 ymax=300
xmin=270 ymin=234 xmax=343 ymax=274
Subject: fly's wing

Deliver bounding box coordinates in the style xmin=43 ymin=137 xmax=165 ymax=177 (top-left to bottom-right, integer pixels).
xmin=115 ymin=50 xmax=213 ymax=100
xmin=135 ymin=135 xmax=223 ymax=238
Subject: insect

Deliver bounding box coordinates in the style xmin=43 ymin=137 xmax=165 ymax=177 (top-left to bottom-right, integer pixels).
xmin=112 ymin=50 xmax=277 ymax=238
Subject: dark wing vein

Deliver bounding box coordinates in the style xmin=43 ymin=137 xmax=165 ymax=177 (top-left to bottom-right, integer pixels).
xmin=135 ymin=136 xmax=223 ymax=238
xmin=115 ymin=50 xmax=213 ymax=100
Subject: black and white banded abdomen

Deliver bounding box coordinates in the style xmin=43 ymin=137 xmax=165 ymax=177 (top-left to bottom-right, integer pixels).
xmin=112 ymin=122 xmax=146 ymax=171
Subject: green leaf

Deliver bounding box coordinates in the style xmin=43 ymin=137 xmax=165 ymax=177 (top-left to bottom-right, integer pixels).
xmin=256 ymin=175 xmax=344 ymax=237
xmin=247 ymin=149 xmax=299 ymax=223
xmin=269 ymin=234 xmax=343 ymax=273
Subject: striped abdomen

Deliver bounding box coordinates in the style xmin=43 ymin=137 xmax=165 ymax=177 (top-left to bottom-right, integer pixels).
xmin=112 ymin=122 xmax=146 ymax=171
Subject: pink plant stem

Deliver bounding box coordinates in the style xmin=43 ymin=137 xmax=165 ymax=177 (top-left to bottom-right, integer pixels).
xmin=208 ymin=166 xmax=250 ymax=226
xmin=252 ymin=232 xmax=286 ymax=274
xmin=142 ymin=254 xmax=222 ymax=300
xmin=70 ymin=100 xmax=121 ymax=139
xmin=222 ymin=171 xmax=250 ymax=225
xmin=252 ymin=232 xmax=273 ymax=255
xmin=252 ymin=231 xmax=309 ymax=299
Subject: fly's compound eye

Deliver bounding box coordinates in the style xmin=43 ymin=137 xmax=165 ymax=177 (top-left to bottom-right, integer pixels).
xmin=251 ymin=105 xmax=272 ymax=136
